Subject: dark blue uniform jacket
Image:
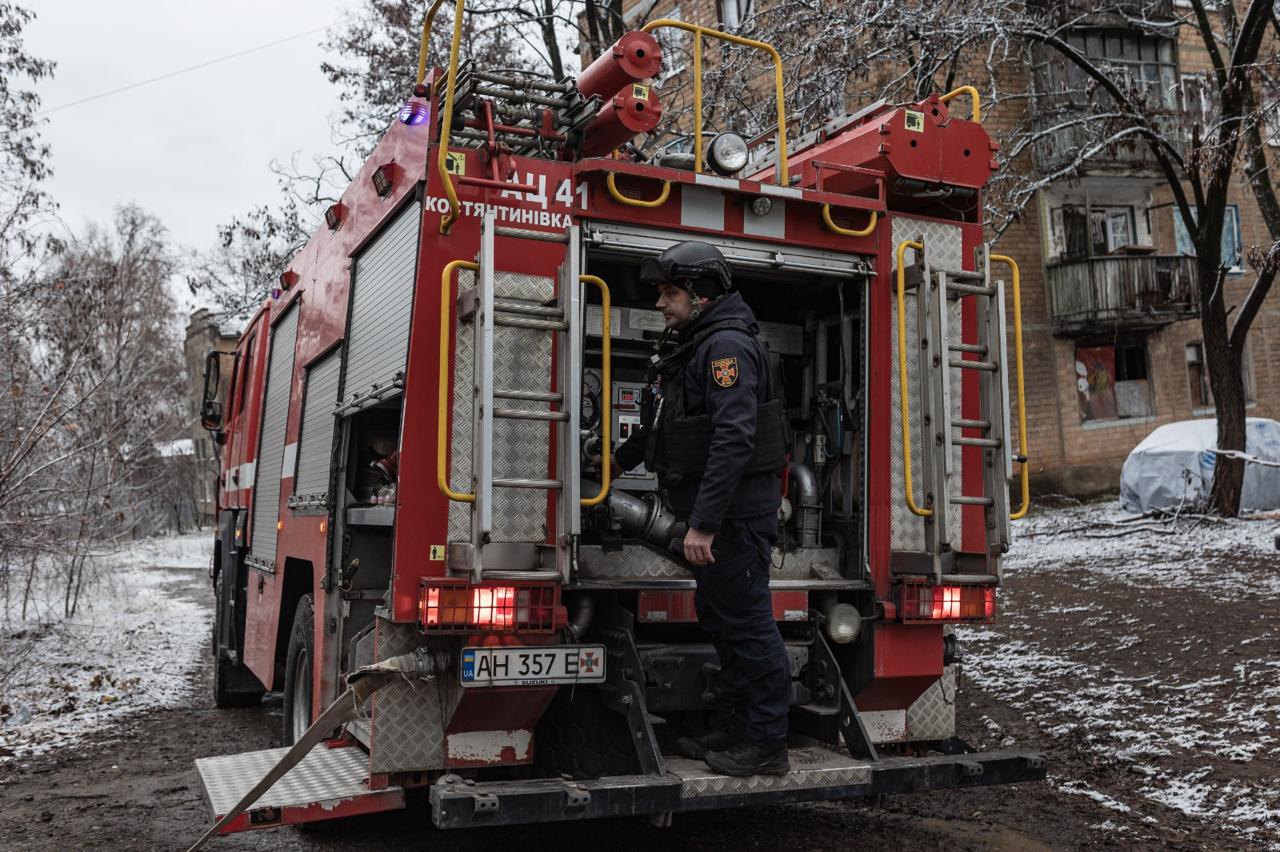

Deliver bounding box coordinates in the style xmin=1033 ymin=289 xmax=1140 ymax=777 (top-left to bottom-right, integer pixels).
xmin=616 ymin=293 xmax=782 ymax=533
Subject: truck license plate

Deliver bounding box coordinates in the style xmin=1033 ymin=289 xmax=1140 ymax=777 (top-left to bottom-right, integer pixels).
xmin=459 ymin=645 xmax=607 ymax=688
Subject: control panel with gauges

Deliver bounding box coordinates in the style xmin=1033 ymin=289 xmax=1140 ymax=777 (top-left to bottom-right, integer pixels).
xmin=581 ymin=370 xmax=657 ymax=491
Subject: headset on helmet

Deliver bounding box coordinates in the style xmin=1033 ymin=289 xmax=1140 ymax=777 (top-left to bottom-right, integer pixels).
xmin=639 ymin=241 xmax=733 ymax=301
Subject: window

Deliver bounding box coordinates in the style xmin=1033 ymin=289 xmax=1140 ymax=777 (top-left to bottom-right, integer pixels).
xmin=1185 ymin=340 xmax=1255 ymax=409
xmin=1186 ymin=341 xmax=1211 ymax=407
xmin=1076 ymin=339 xmax=1153 ymax=422
xmin=718 ymin=0 xmax=753 ymax=28
xmin=1181 ymin=72 xmax=1213 ymax=131
xmin=651 ymin=6 xmax=688 ymax=80
xmin=1056 ymin=30 xmax=1178 ymax=110
xmin=1174 ymin=205 xmax=1243 ymax=273
xmin=1049 ymin=203 xmax=1137 ymax=260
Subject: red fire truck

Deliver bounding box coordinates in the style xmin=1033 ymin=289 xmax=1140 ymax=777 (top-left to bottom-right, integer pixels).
xmin=193 ymin=6 xmax=1043 ymax=841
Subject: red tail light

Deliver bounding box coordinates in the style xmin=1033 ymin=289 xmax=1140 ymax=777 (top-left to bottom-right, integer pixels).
xmin=418 ymin=581 xmax=556 ymax=633
xmin=897 ymin=583 xmax=995 ymax=623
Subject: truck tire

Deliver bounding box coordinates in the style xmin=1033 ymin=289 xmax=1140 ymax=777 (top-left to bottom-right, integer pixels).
xmin=281 ymin=594 xmax=315 ymax=745
xmin=535 ymin=685 xmax=640 ymax=780
xmin=213 ymin=569 xmax=265 ymax=708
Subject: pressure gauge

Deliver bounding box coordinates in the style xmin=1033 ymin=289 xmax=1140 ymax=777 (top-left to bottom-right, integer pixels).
xmin=581 ymin=373 xmax=603 ymax=429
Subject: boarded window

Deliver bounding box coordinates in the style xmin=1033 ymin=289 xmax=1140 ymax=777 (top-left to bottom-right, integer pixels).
xmin=1076 ymin=339 xmax=1153 ymax=422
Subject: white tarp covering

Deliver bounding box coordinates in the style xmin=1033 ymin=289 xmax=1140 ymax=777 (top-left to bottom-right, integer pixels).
xmin=1120 ymin=418 xmax=1280 ymax=512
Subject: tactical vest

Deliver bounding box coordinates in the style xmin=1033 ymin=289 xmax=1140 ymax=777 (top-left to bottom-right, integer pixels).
xmin=644 ymin=317 xmax=789 ymax=485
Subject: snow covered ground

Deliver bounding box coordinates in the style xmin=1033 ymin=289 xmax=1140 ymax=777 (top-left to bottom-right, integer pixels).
xmin=0 ymin=533 xmax=214 ymax=761
xmin=958 ymin=500 xmax=1280 ymax=846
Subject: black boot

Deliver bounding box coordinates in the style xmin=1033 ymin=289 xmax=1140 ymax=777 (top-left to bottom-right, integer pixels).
xmin=673 ymin=722 xmax=745 ymax=760
xmin=704 ymin=740 xmax=790 ymax=776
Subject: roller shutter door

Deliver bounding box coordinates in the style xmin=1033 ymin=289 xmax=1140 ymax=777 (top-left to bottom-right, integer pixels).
xmin=249 ymin=304 xmax=299 ymax=568
xmin=293 ymin=350 xmax=341 ymax=504
xmin=343 ymin=203 xmax=421 ymax=405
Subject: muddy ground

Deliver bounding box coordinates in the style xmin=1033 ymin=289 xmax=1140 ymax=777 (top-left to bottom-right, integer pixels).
xmin=0 ymin=507 xmax=1275 ymax=850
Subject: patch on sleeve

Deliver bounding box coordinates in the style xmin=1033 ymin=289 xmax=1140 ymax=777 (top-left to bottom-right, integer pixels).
xmin=710 ymin=356 xmax=739 ymax=388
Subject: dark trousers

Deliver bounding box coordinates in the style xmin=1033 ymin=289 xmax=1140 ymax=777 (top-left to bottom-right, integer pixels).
xmin=691 ymin=514 xmax=791 ymax=745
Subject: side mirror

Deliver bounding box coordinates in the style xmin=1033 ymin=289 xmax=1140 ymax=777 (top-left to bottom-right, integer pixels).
xmin=201 ymin=399 xmax=224 ymax=432
xmin=200 ymin=351 xmax=223 ymax=432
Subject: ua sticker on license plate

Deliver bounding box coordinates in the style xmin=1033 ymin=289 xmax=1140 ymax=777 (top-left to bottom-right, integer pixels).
xmin=459 ymin=645 xmax=607 ymax=688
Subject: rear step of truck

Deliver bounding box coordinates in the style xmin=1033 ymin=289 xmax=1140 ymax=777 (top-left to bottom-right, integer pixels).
xmin=194 ymin=743 xmax=1045 ymax=833
xmin=194 ymin=745 xmax=405 ymax=833
xmin=429 ymin=747 xmax=1046 ymax=828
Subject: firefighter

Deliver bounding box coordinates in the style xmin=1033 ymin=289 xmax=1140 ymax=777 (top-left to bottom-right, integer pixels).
xmin=612 ymin=240 xmax=791 ymax=776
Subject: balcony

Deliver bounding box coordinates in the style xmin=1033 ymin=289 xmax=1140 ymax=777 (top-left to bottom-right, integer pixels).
xmin=1046 ymin=254 xmax=1198 ymax=335
xmin=1032 ymin=111 xmax=1179 ymax=175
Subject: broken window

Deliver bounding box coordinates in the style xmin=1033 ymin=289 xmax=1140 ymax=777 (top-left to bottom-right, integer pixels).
xmin=1076 ymin=339 xmax=1154 ymax=422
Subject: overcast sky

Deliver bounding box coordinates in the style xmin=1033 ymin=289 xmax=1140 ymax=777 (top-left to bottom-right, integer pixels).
xmin=28 ymin=1 xmax=353 ymax=258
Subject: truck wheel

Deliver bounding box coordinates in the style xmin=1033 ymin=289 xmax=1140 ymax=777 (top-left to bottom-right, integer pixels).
xmin=535 ymin=685 xmax=640 ymax=780
xmin=213 ymin=569 xmax=265 ymax=708
xmin=281 ymin=594 xmax=315 ymax=745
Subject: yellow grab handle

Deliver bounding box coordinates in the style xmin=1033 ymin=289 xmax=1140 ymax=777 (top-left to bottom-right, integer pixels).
xmin=990 ymin=254 xmax=1029 ymax=520
xmin=579 ymin=275 xmax=612 ymax=507
xmin=415 ymin=0 xmax=448 ymax=86
xmin=435 ymin=0 xmax=467 ymax=234
xmin=822 ymin=205 xmax=878 ymax=238
xmin=605 ymin=172 xmax=671 ymax=209
xmin=437 ymin=259 xmax=478 ymax=503
xmin=642 ymin=19 xmax=788 ymax=185
xmin=939 ymin=85 xmax=981 ymax=122
xmin=896 ymin=240 xmax=931 ymax=518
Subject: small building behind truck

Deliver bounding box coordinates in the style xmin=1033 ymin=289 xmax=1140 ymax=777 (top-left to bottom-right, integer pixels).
xmin=190 ymin=8 xmax=1045 ymax=842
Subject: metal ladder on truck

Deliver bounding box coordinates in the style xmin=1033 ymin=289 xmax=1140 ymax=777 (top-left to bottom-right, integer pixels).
xmin=896 ymin=238 xmax=1029 ymax=583
xmin=438 ymin=211 xmax=612 ymax=583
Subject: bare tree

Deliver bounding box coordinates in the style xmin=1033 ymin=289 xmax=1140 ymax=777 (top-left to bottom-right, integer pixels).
xmin=1 ymin=206 xmax=187 ymax=619
xmin=186 ymin=196 xmax=308 ymax=324
xmin=0 ymin=2 xmax=56 ymax=278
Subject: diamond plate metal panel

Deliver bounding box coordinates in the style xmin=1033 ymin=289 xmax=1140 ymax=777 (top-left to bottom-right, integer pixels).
xmin=668 ymin=748 xmax=872 ymax=798
xmin=889 ymin=216 xmax=967 ymax=553
xmin=249 ymin=304 xmax=298 ymax=567
xmin=906 ymin=665 xmax=956 ymax=741
xmin=448 ymin=269 xmax=556 ymax=544
xmin=196 ymin=745 xmax=399 ymax=817
xmin=369 ymin=619 xmax=462 ymax=773
xmin=576 ymin=544 xmax=839 ymax=581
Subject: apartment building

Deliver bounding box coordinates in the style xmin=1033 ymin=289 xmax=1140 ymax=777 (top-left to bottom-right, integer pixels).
xmin=611 ymin=0 xmax=1277 ymax=495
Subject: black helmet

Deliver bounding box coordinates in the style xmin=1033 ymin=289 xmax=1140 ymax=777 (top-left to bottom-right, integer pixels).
xmin=639 ymin=241 xmax=733 ymax=300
